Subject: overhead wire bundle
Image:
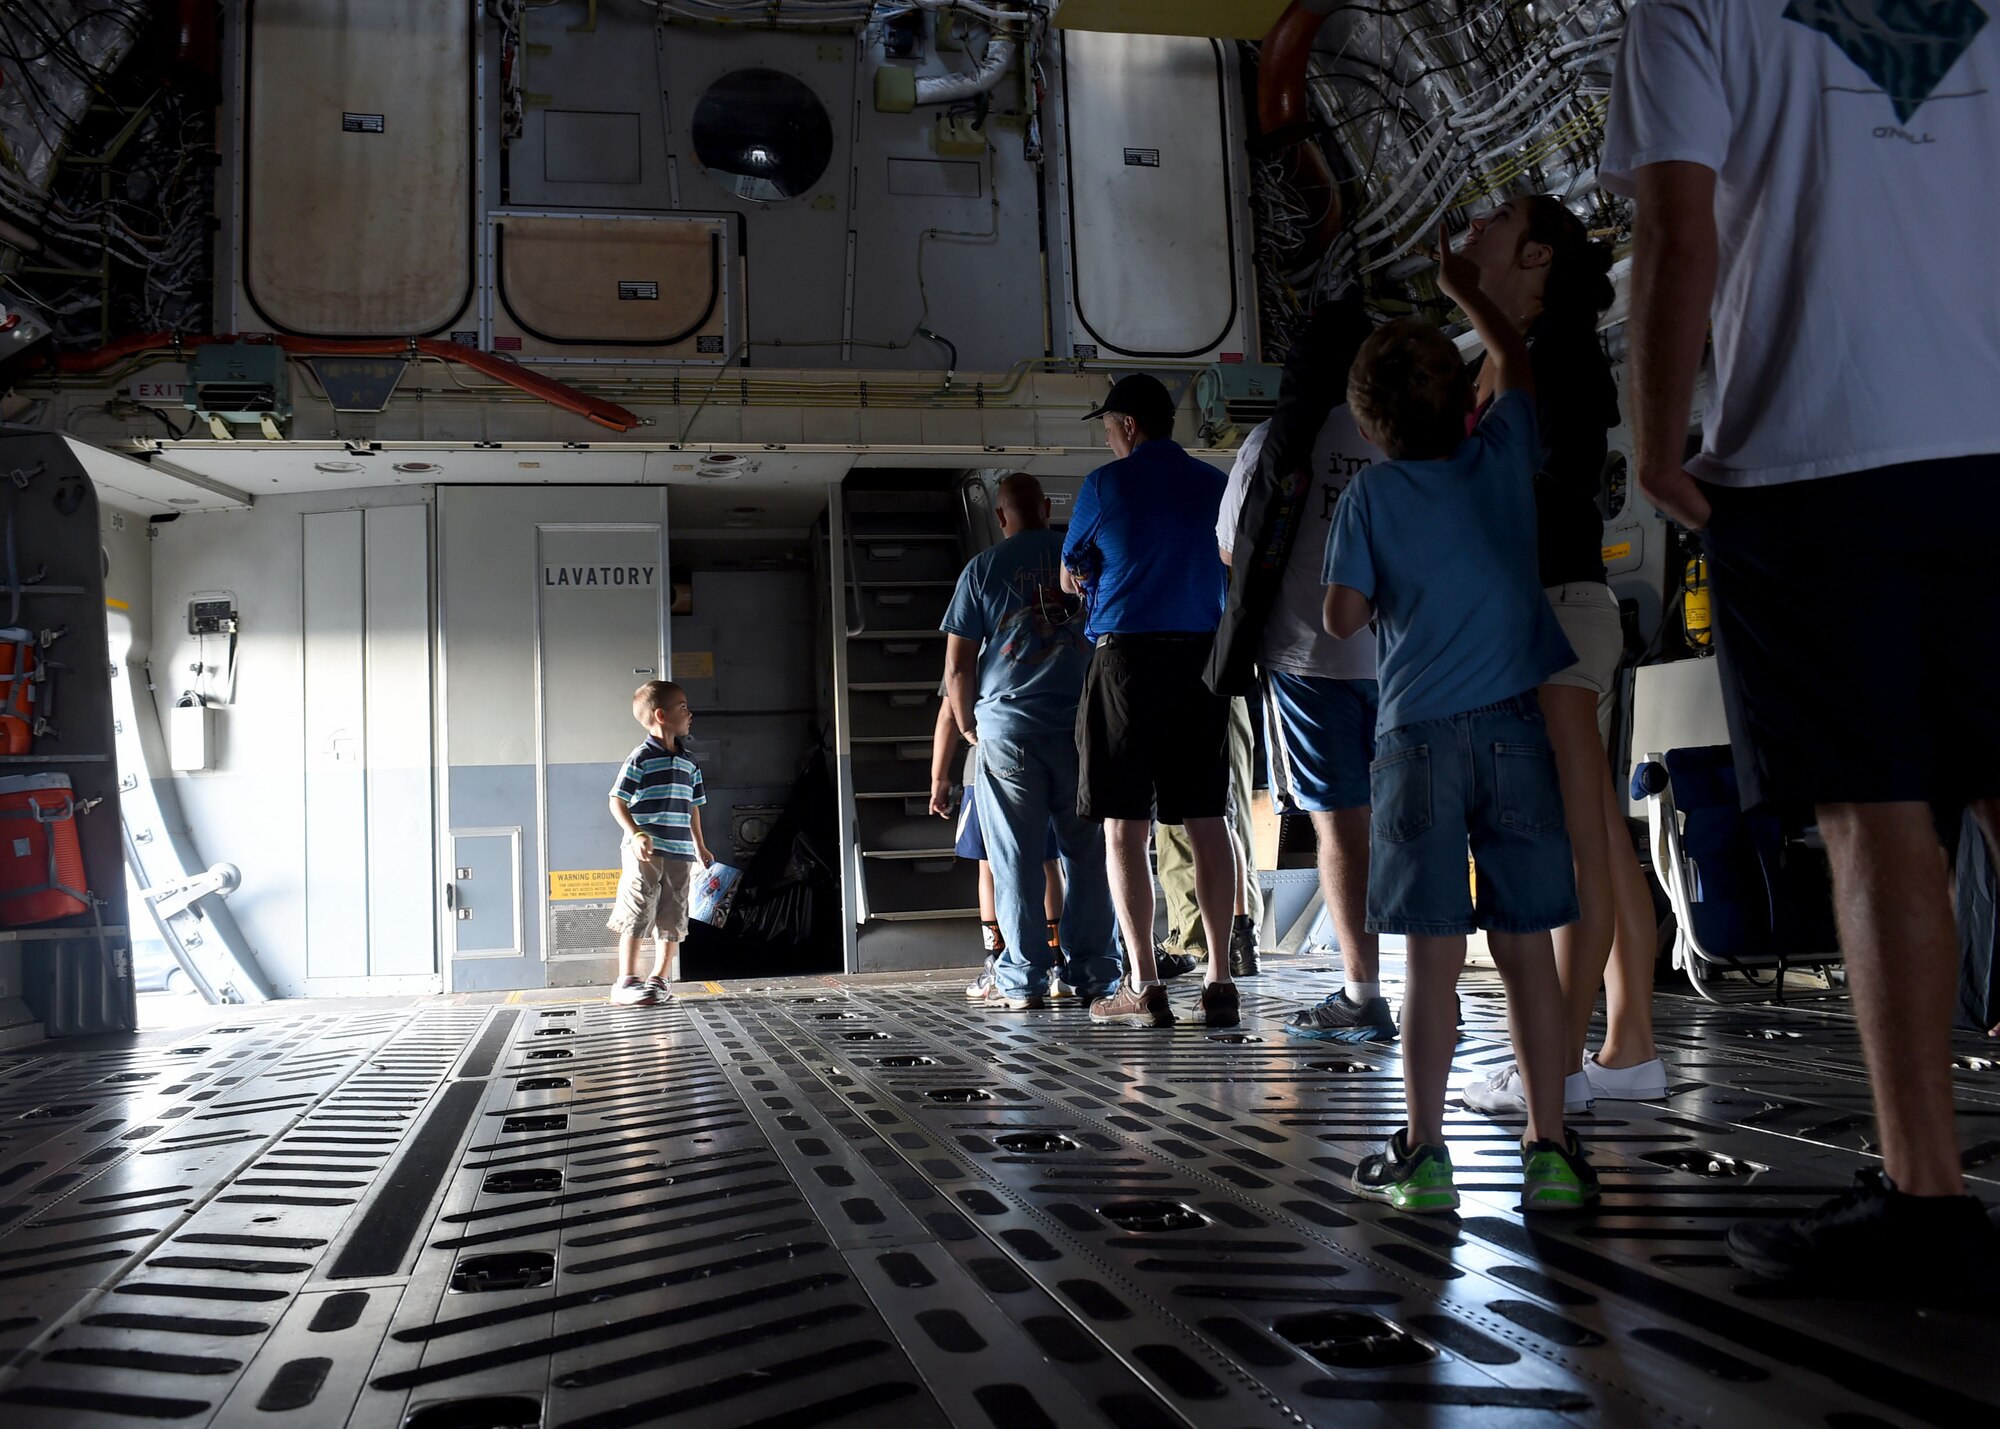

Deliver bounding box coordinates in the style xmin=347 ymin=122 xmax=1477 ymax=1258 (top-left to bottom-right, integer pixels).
xmin=0 ymin=0 xmax=211 ymax=349
xmin=1248 ymin=0 xmax=1629 ymax=353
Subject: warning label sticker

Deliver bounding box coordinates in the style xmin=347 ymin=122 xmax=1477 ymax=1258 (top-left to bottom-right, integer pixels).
xmin=1601 ymin=541 xmax=1633 ymax=564
xmin=549 ymin=869 xmax=621 ymax=901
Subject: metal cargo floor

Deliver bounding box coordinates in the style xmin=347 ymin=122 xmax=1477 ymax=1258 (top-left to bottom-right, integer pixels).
xmin=1 ymin=963 xmax=1996 ymax=1428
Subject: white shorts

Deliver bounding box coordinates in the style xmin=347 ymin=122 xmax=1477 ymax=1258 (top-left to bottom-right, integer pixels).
xmin=607 ymin=836 xmax=695 ymax=942
xmin=1543 ymin=582 xmax=1624 ymax=749
xmin=1545 ymin=582 xmax=1622 ymax=695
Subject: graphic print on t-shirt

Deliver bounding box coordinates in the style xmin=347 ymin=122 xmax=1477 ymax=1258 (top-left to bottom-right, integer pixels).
xmin=994 ymin=567 xmax=1087 ymax=669
xmin=1783 ymin=0 xmax=1989 ymax=121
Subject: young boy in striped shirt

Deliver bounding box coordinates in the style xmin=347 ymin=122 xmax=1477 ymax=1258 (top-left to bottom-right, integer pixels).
xmin=607 ymin=680 xmax=711 ymax=1006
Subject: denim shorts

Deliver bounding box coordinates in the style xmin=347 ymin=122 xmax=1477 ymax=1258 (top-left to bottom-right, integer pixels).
xmin=1365 ymin=692 xmax=1580 ymax=937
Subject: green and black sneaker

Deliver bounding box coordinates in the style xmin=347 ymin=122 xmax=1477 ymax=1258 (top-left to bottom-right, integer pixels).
xmin=1351 ymin=1130 xmax=1458 ymax=1214
xmin=1521 ymin=1130 xmax=1600 ymax=1212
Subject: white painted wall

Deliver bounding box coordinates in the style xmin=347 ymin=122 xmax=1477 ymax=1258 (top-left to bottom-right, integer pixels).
xmin=148 ymin=488 xmax=437 ymax=996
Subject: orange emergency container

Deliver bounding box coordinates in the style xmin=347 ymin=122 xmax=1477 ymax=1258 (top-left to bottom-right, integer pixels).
xmin=0 ymin=628 xmax=34 ymax=754
xmin=0 ymin=773 xmax=90 ymax=925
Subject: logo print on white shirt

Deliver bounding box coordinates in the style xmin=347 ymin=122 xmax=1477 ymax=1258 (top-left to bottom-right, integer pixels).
xmin=1783 ymin=0 xmax=1990 ymax=121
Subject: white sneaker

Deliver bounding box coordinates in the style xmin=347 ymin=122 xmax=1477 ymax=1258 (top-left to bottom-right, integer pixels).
xmin=964 ymin=956 xmax=997 ymax=1000
xmin=1460 ymin=1063 xmax=1594 ymax=1116
xmin=1048 ymin=970 xmax=1076 ymax=999
xmin=609 ymin=977 xmax=655 ymax=1006
xmin=1582 ymin=1052 xmax=1668 ymax=1101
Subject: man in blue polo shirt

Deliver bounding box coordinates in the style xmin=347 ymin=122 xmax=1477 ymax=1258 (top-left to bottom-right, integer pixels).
xmin=1062 ymin=374 xmax=1239 ymax=1030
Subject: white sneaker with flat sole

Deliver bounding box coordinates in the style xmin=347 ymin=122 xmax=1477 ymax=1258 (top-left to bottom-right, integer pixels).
xmin=1460 ymin=1063 xmax=1594 ymax=1116
xmin=1581 ymin=1052 xmax=1668 ymax=1101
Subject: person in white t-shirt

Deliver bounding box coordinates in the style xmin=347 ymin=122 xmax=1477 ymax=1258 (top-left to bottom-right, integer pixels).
xmin=1216 ymin=411 xmax=1395 ymax=1044
xmin=1604 ymin=0 xmax=2000 ymax=1295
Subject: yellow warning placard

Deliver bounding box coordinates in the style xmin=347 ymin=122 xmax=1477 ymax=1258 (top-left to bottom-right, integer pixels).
xmin=549 ymin=869 xmax=620 ymax=901
xmin=1601 ymin=541 xmax=1633 ymax=564
xmin=673 ymin=650 xmax=715 ymax=680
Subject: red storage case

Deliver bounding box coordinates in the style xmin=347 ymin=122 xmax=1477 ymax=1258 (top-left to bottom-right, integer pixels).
xmin=0 ymin=772 xmax=90 ymax=925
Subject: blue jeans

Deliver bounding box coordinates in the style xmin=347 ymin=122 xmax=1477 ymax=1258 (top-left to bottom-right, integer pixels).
xmin=1365 ymin=693 xmax=1580 ymax=937
xmin=974 ymin=731 xmax=1119 ymax=999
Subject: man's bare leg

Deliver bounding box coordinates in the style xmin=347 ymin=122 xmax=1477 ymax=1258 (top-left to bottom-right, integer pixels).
xmin=1105 ymin=818 xmax=1160 ymax=984
xmin=1819 ymin=801 xmax=1963 ymax=1196
xmin=1311 ymin=807 xmax=1378 ymax=986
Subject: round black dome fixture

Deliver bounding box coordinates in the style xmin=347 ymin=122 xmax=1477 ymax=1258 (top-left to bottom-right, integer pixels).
xmin=692 ymin=68 xmax=833 ymax=204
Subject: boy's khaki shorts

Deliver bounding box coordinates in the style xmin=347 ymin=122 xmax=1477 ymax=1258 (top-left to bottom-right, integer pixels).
xmin=607 ymin=837 xmax=695 ymax=942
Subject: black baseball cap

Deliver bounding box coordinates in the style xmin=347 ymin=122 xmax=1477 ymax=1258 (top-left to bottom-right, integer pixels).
xmin=1082 ymin=373 xmax=1175 ymax=432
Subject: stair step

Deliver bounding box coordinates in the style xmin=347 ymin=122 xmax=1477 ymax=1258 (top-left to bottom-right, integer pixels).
xmin=849 ymin=640 xmax=943 ymax=684
xmin=851 ymin=586 xmax=952 ymax=630
xmin=862 ymin=851 xmax=978 ymax=921
xmin=848 ymin=539 xmax=962 ymax=583
xmin=859 ymin=798 xmax=957 ymax=852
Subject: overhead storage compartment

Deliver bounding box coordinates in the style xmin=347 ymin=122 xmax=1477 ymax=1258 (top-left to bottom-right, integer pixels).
xmin=485 ymin=211 xmax=741 ymax=364
xmin=241 ymin=0 xmax=474 ymax=337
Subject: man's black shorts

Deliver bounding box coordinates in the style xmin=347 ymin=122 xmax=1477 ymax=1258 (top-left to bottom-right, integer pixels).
xmin=1701 ymin=454 xmax=2000 ymax=813
xmin=1077 ymin=633 xmax=1231 ymax=823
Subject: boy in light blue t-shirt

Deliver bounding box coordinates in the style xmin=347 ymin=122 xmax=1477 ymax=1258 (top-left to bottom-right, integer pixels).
xmin=1321 ymin=226 xmax=1594 ymax=1215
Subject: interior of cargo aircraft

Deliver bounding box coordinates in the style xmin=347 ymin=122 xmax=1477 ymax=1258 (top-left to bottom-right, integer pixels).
xmin=0 ymin=1 xmax=1996 ymax=1424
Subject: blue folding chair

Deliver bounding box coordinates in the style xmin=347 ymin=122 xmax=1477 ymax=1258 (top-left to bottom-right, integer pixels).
xmin=1632 ymin=745 xmax=1841 ymax=1004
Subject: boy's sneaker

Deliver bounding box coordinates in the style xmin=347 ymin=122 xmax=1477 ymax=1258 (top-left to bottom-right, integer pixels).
xmin=974 ymin=981 xmax=1045 ymax=1011
xmin=1462 ymin=1064 xmax=1594 ymax=1116
xmin=964 ymin=956 xmax=997 ymax=1000
xmin=642 ymin=976 xmax=672 ymax=1003
xmin=1285 ymin=991 xmax=1397 ymax=1043
xmin=1351 ymin=1130 xmax=1458 ymax=1213
xmin=609 ymin=976 xmax=656 ymax=1007
xmin=1581 ymin=1052 xmax=1669 ymax=1101
xmin=1228 ymin=915 xmax=1260 ymax=977
xmin=1198 ymin=979 xmax=1240 ymax=1029
xmin=1725 ymin=1169 xmax=2000 ymax=1299
xmin=1521 ymin=1130 xmax=1600 ymax=1212
xmin=1090 ymin=983 xmax=1174 ymax=1027
xmin=1048 ymin=966 xmax=1076 ymax=999
xmin=1153 ymin=945 xmax=1198 ymax=980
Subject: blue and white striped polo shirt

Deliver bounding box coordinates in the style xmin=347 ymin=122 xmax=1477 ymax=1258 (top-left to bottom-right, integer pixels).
xmin=610 ymin=737 xmax=706 ymax=860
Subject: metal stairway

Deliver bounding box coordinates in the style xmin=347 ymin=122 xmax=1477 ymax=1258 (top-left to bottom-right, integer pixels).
xmin=827 ymin=481 xmax=980 ymax=971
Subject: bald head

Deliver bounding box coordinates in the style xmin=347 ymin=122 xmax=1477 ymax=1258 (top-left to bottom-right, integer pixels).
xmin=995 ymin=473 xmax=1051 ymax=533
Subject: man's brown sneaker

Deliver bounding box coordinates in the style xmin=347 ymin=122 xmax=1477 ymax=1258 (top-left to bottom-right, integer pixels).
xmin=1198 ymin=980 xmax=1240 ymax=1028
xmin=1090 ymin=983 xmax=1174 ymax=1027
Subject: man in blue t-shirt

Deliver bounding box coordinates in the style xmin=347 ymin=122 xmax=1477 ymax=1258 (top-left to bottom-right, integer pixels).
xmin=942 ymin=474 xmax=1116 ymax=1009
xmin=1060 ymin=373 xmax=1240 ymax=1031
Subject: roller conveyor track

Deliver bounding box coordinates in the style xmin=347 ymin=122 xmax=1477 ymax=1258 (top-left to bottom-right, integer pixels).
xmin=0 ymin=966 xmax=1996 ymax=1428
